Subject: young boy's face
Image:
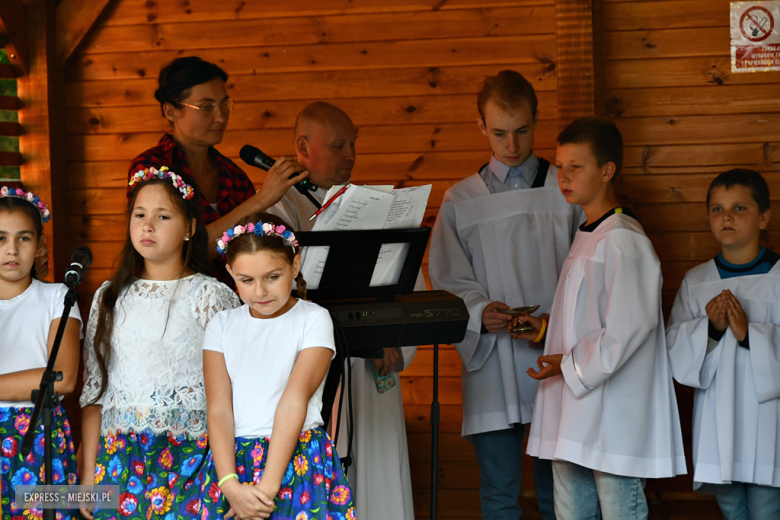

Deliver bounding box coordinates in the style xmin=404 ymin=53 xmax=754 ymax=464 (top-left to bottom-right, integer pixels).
xmin=478 ymin=98 xmax=537 ymax=168
xmin=708 ymin=184 xmax=769 ymax=252
xmin=555 ymin=142 xmax=614 ymax=207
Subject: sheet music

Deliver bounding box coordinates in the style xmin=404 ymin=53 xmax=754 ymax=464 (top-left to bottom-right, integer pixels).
xmin=370 ymin=184 xmax=433 ymax=286
xmin=301 ymin=185 xmax=396 ymax=289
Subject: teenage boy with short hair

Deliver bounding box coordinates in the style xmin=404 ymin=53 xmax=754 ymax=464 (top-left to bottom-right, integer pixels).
xmin=429 ymin=70 xmax=581 ymax=520
xmin=514 ymin=116 xmax=686 ymax=519
xmin=667 ymin=169 xmax=780 ymax=519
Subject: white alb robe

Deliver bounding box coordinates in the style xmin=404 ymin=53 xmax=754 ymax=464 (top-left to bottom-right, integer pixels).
xmin=667 ymin=260 xmax=780 ymax=489
xmin=527 ymin=213 xmax=686 ymax=478
xmin=268 ymin=186 xmax=418 ymax=520
xmin=429 ymin=168 xmax=580 ymax=437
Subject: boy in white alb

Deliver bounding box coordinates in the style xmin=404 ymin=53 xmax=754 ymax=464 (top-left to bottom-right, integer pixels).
xmin=667 ymin=169 xmax=780 ymax=519
xmin=430 ymin=70 xmax=581 ymax=519
xmin=514 ymin=117 xmax=686 ymax=519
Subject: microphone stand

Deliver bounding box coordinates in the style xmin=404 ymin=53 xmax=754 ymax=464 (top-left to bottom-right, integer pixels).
xmin=21 ymin=287 xmax=78 ymax=520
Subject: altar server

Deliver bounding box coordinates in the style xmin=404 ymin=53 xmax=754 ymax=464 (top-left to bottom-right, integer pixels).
xmin=667 ymin=169 xmax=780 ymax=519
xmin=515 ymin=116 xmax=686 ymax=519
xmin=429 ymin=70 xmax=581 ymax=520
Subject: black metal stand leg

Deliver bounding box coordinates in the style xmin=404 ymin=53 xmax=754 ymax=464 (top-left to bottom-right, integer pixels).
xmin=43 ymin=397 xmax=55 ymax=520
xmin=430 ymin=344 xmax=440 ymax=520
xmin=21 ymin=288 xmax=75 ymax=520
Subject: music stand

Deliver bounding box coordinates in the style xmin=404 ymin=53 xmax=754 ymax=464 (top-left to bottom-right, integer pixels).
xmin=294 ymin=227 xmax=430 ymax=302
xmin=295 ymin=228 xmax=430 ymax=422
xmin=296 ymin=228 xmax=448 ymax=519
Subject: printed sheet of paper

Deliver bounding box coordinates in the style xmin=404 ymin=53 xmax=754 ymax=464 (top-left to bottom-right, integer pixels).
xmin=370 ymin=184 xmax=433 ymax=286
xmin=301 ymin=185 xmax=396 ymax=289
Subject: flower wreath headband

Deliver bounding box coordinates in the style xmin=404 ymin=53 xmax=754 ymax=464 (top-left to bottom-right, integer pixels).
xmin=128 ymin=166 xmax=195 ymax=200
xmin=217 ymin=221 xmax=299 ymax=255
xmin=0 ymin=186 xmax=51 ymax=224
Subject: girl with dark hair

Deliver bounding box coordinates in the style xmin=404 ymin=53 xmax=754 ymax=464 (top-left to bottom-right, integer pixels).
xmin=79 ymin=169 xmax=240 ymax=520
xmin=128 ymin=56 xmax=308 ymax=264
xmin=203 ymin=213 xmax=355 ymax=519
xmin=0 ymin=187 xmax=83 ymax=520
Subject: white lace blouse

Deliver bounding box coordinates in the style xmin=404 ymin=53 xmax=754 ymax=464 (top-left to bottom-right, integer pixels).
xmin=80 ymin=274 xmax=240 ymax=437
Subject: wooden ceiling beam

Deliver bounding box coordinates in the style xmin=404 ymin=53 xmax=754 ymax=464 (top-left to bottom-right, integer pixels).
xmin=0 ymin=0 xmax=28 ymax=76
xmin=56 ymin=0 xmax=115 ymax=70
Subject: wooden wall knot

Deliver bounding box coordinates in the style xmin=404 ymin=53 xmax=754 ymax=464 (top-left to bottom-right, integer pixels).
xmin=407 ymin=155 xmax=424 ymax=173
xmin=606 ymin=97 xmax=623 ymax=118
xmin=431 ymin=0 xmax=448 ymax=11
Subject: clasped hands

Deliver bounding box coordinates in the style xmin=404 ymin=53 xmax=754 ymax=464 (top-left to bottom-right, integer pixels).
xmin=706 ymin=289 xmax=748 ymax=342
xmin=482 ymin=302 xmax=562 ymax=381
xmin=221 ymin=477 xmax=277 ymax=520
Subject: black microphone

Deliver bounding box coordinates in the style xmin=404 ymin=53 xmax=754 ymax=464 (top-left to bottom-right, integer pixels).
xmin=64 ymin=246 xmax=93 ymax=288
xmin=239 ymin=145 xmax=318 ymax=193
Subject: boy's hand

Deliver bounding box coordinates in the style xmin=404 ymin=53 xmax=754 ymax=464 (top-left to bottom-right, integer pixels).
xmin=527 ymin=354 xmax=563 ymax=380
xmin=706 ymin=292 xmax=728 ymax=332
xmin=508 ymin=313 xmax=550 ymax=345
xmin=482 ymin=301 xmax=513 ymax=333
xmin=724 ymin=290 xmax=748 ymax=342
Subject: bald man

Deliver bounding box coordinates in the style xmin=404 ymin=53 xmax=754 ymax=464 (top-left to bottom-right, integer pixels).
xmin=267 ymin=101 xmax=356 ymax=227
xmin=267 ymin=101 xmax=419 ymax=520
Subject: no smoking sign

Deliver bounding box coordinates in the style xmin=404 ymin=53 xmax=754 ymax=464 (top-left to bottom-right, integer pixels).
xmin=740 ymin=5 xmax=775 ymax=41
xmin=731 ymin=1 xmax=780 ymax=72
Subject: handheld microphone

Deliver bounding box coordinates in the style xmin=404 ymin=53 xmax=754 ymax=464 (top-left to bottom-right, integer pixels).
xmin=64 ymin=246 xmax=93 ymax=288
xmin=239 ymin=145 xmax=318 ymax=194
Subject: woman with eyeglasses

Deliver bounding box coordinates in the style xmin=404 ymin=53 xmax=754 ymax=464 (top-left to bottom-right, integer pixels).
xmin=128 ymin=57 xmax=308 ymax=260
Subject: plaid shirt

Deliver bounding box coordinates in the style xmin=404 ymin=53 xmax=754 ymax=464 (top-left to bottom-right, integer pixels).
xmin=127 ymin=134 xmax=256 ymax=225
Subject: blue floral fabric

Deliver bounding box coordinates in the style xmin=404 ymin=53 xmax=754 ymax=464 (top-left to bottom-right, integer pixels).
xmin=1 ymin=404 xmax=80 ymax=520
xmin=90 ymin=430 xmax=223 ymax=519
xmin=206 ymin=428 xmax=356 ymax=520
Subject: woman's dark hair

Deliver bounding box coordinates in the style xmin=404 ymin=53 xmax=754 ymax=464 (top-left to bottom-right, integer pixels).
xmin=0 ymin=194 xmax=44 ymax=279
xmin=477 ymin=70 xmax=538 ymax=120
xmin=87 ymin=178 xmax=212 ymax=404
xmin=706 ymin=168 xmax=770 ymax=213
xmin=225 ymin=212 xmax=307 ymax=300
xmin=154 ymin=56 xmax=228 ymax=117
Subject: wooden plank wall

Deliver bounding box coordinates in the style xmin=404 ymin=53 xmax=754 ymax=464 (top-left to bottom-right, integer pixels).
xmin=601 ymin=2 xmax=779 ymax=517
xmin=603 ymin=0 xmax=780 ymax=311
xmin=64 ymin=1 xmax=558 ymax=518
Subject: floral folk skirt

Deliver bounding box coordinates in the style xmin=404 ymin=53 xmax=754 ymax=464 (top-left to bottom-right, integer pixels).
xmin=0 ymin=404 xmax=80 ymax=520
xmin=206 ymin=427 xmax=356 ymax=520
xmin=91 ymin=430 xmax=221 ymax=520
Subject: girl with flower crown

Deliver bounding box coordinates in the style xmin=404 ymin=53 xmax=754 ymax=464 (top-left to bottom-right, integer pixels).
xmin=203 ymin=212 xmax=356 ymax=519
xmin=79 ymin=168 xmax=240 ymax=520
xmin=0 ymin=187 xmax=83 ymax=519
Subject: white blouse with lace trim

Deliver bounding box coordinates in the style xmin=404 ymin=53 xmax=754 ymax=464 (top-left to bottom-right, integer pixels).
xmin=80 ymin=274 xmax=240 ymax=437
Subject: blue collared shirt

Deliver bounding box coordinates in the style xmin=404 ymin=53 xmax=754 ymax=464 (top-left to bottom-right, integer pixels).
xmin=479 ymin=153 xmax=539 ymax=194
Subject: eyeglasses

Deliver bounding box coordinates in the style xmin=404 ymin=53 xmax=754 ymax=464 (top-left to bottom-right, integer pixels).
xmin=178 ymin=99 xmax=234 ymax=116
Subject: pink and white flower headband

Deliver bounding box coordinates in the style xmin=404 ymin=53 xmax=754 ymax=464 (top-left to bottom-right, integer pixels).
xmin=217 ymin=221 xmax=299 ymax=255
xmin=0 ymin=186 xmax=51 ymax=224
xmin=128 ymin=166 xmax=195 ymax=200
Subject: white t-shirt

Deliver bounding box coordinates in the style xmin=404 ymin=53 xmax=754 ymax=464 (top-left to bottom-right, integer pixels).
xmin=203 ymin=299 xmax=335 ymax=438
xmin=0 ymin=280 xmax=83 ymax=408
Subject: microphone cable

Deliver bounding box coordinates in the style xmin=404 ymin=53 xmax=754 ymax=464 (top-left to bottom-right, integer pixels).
xmin=332 ymin=316 xmax=354 ymax=470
